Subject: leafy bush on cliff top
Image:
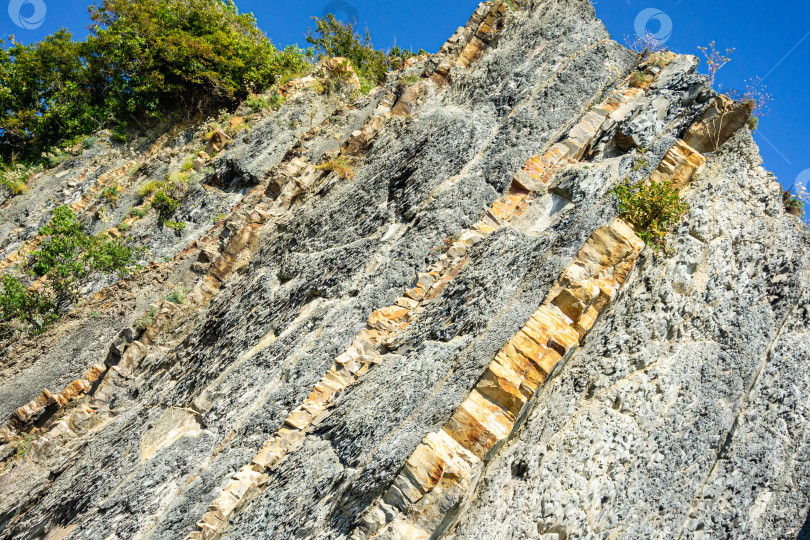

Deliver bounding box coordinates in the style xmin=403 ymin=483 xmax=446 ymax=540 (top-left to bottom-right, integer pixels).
xmin=0 ymin=0 xmax=310 ymax=164
xmin=1 ymin=3 xmax=424 ymax=171
xmin=305 ymin=14 xmax=424 ymax=89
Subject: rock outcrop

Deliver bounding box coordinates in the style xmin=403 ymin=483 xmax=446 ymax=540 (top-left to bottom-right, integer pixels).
xmin=0 ymin=1 xmax=808 ymax=539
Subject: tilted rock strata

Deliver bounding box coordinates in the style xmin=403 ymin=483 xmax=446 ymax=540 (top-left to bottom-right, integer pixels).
xmin=352 ymin=135 xmax=707 ymax=539
xmin=189 ymin=55 xmax=660 ymax=540
xmin=353 ymin=218 xmax=644 ymax=540
xmin=0 ymin=1 xmax=808 ymax=539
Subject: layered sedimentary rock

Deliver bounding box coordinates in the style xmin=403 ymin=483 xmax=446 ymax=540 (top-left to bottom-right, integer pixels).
xmin=0 ymin=1 xmax=808 ymax=540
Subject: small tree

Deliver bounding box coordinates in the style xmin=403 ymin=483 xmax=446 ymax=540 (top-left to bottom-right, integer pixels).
xmin=305 ymin=14 xmax=422 ymax=88
xmin=0 ymin=205 xmax=142 ymax=335
xmin=0 ymin=275 xmax=56 ymax=333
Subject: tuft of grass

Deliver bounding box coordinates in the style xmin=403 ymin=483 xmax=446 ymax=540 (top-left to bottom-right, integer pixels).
xmin=12 ymin=433 xmax=34 ymax=459
xmin=137 ymin=180 xmax=163 ymax=200
xmin=311 ymin=80 xmax=326 ymax=95
xmin=245 ymin=92 xmax=286 ymax=113
xmin=2 ymin=176 xmax=28 ymax=195
xmin=647 ymin=51 xmax=672 ymax=68
xmin=43 ymin=149 xmax=70 ymax=168
xmin=180 ymin=158 xmax=195 ymax=172
xmin=99 ymin=185 xmax=120 ymax=206
xmin=166 ymin=285 xmax=190 ymax=305
xmin=1 ymin=163 xmax=42 ymax=195
xmin=317 ymin=155 xmax=356 ymax=179
xmin=134 ymin=306 xmax=158 ymax=330
xmin=129 ymin=203 xmax=150 ymax=219
xmin=116 ymin=221 xmax=130 ymax=232
xmin=631 ymin=151 xmax=650 ymax=172
xmin=401 ymin=74 xmax=419 ymax=86
xmin=82 ymin=136 xmax=99 ymax=149
xmin=432 ymin=232 xmax=461 ymax=254
xmin=212 ymin=212 xmax=228 ymax=223
xmin=629 ymin=69 xmax=652 ymax=89
xmin=167 ymin=170 xmax=191 ymax=185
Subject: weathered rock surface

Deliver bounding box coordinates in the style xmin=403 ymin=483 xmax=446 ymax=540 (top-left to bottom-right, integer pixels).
xmin=0 ymin=1 xmax=807 ymax=539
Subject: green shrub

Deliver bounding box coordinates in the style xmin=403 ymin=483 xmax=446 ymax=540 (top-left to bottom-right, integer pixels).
xmin=82 ymin=136 xmax=99 ymax=149
xmin=0 ymin=206 xmax=141 ymax=334
xmin=0 ymin=275 xmax=57 ymax=333
xmin=152 ymin=191 xmax=179 ymax=222
xmin=612 ymin=177 xmax=689 ymax=253
xmin=164 ymin=220 xmax=186 ymax=233
xmin=111 ymin=131 xmax=128 ymax=144
xmin=305 ymin=15 xmax=422 ymax=87
xmin=0 ymin=0 xmax=311 ymax=164
xmin=116 ymin=221 xmax=130 ymax=232
xmin=358 ymin=77 xmax=375 ymax=95
xmin=784 ymin=190 xmax=804 ymax=216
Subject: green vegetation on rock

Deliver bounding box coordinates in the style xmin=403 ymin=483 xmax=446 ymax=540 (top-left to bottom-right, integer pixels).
xmin=0 ymin=0 xmax=309 ymax=164
xmin=0 ymin=206 xmax=142 ymax=335
xmin=612 ymin=176 xmax=689 ymax=253
xmin=305 ymin=14 xmax=423 ymax=91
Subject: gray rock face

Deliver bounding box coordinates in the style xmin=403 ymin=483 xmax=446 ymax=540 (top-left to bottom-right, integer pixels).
xmin=448 ymin=129 xmax=810 ymax=540
xmin=0 ymin=1 xmax=807 ymax=540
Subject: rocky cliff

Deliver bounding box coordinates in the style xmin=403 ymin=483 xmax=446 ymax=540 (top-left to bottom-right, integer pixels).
xmin=1 ymin=1 xmax=809 ymax=539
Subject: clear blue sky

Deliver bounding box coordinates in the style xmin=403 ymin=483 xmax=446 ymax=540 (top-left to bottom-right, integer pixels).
xmin=3 ymin=0 xmax=809 ymax=193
